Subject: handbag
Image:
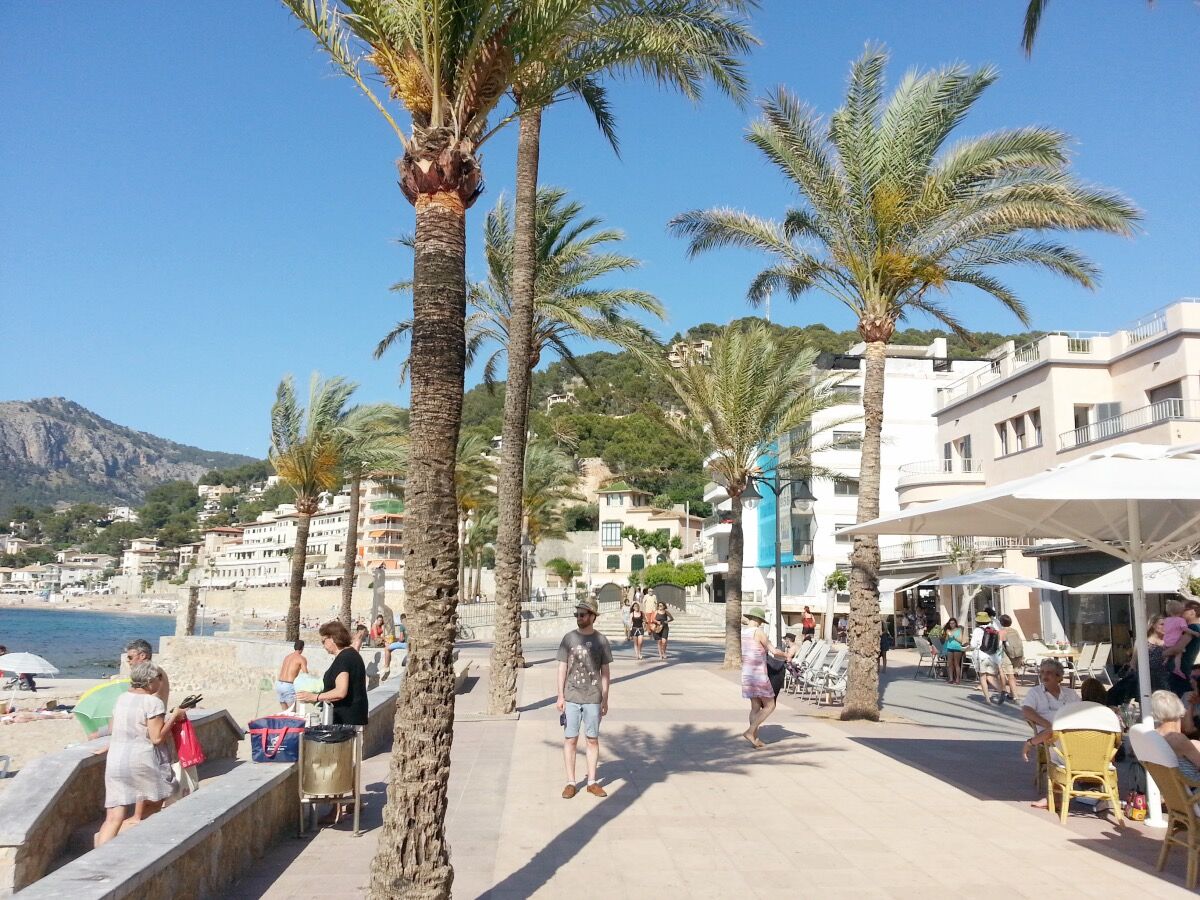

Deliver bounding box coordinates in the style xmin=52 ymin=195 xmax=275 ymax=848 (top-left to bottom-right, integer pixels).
xmin=248 ymin=714 xmax=306 ymax=763
xmin=171 ymin=716 xmax=207 ymax=769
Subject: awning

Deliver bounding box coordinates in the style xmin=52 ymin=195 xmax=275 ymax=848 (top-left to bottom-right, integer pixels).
xmin=878 ymin=573 xmax=936 ymax=614
xmin=1070 ymin=561 xmax=1200 ymax=595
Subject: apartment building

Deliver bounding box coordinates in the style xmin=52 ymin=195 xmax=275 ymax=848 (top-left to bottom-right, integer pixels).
xmin=895 ymin=298 xmax=1200 ymax=657
xmin=667 ymin=339 xmax=712 ymax=369
xmin=586 ymin=481 xmax=703 ymax=588
xmin=702 ymin=338 xmax=986 ymax=638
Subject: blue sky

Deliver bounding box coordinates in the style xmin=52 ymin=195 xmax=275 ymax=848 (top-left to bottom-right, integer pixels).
xmin=2 ymin=2 xmax=1197 ymax=456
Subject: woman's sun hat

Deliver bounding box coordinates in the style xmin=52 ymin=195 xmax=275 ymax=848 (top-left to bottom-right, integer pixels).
xmin=975 ymin=611 xmax=992 ymax=624
xmin=745 ymin=607 xmax=768 ymax=623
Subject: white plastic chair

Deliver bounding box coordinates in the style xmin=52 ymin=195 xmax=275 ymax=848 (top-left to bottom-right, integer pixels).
xmin=1078 ymin=642 xmax=1113 ymax=686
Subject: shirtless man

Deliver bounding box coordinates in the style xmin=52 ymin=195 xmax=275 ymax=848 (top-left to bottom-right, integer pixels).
xmin=275 ymin=640 xmax=309 ymax=710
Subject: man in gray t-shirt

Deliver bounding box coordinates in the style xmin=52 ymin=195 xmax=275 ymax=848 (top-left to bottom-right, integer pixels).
xmin=556 ymin=597 xmax=612 ymax=799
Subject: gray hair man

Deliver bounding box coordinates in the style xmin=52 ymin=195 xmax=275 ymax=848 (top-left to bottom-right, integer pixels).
xmin=1021 ymin=658 xmax=1080 ymax=734
xmin=124 ymin=638 xmax=170 ymax=705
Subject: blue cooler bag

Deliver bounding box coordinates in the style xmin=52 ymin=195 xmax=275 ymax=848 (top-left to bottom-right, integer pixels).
xmin=248 ymin=715 xmax=306 ymax=763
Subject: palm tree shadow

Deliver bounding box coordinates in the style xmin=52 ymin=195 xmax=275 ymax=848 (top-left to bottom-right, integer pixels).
xmin=477 ymin=723 xmax=835 ymax=898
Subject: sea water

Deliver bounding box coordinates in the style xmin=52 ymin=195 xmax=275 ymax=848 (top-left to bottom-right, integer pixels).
xmin=0 ymin=607 xmax=225 ymax=678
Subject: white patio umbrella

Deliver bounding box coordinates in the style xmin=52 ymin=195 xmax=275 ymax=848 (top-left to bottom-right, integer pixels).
xmin=1069 ymin=560 xmax=1200 ymax=596
xmin=840 ymin=442 xmax=1200 ymax=827
xmin=926 ymin=567 xmax=1067 ymax=623
xmin=1 ymin=652 xmax=60 ymax=704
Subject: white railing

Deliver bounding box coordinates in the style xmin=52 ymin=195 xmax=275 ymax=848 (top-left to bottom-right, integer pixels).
xmin=878 ymin=536 xmax=1034 ymax=562
xmin=1127 ymin=314 xmax=1167 ymax=345
xmin=1058 ymin=398 xmax=1200 ymax=450
xmin=1013 ymin=341 xmax=1041 ymax=365
xmin=898 ymin=458 xmax=984 ymax=477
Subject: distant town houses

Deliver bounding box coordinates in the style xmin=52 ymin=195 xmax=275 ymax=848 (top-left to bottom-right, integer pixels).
xmin=107 ymin=505 xmax=139 ymax=523
xmin=667 ymin=339 xmax=712 ymax=369
xmin=586 ymin=480 xmax=702 ymax=587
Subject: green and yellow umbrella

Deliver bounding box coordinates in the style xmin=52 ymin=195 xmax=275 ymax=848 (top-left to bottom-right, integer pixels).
xmin=73 ymin=679 xmax=130 ymax=738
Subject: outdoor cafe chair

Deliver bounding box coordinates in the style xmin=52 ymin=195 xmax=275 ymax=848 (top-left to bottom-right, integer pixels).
xmin=1129 ymin=723 xmax=1200 ymax=889
xmin=817 ymin=657 xmax=850 ymax=707
xmin=786 ymin=640 xmax=825 ymax=693
xmin=1078 ymin=642 xmax=1114 ymax=687
xmin=800 ymin=646 xmax=847 ymax=702
xmin=1028 ymin=721 xmax=1050 ymax=790
xmin=1045 ymin=702 xmax=1124 ymax=826
xmin=1069 ymin=642 xmax=1097 ymax=686
xmin=912 ymin=637 xmax=942 ymax=680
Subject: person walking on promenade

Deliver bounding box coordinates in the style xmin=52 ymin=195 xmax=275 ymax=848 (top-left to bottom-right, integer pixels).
xmin=96 ymin=662 xmax=183 ymax=846
xmin=620 ymin=598 xmax=632 ymax=642
xmin=556 ymin=597 xmax=612 ymax=799
xmin=629 ymin=602 xmax=646 ymax=660
xmin=276 ymin=640 xmax=309 ymax=710
xmin=741 ymin=607 xmax=792 ymax=749
xmin=998 ymin=615 xmax=1024 ymax=703
xmin=800 ymin=606 xmax=816 ymax=642
xmin=970 ymin=611 xmax=1004 ymax=704
xmin=653 ymin=601 xmax=675 ymax=660
xmin=125 ymin=639 xmax=169 ymax=705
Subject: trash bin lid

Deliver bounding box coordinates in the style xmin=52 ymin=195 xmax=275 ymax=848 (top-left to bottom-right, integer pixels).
xmin=303 ymin=724 xmax=357 ymax=743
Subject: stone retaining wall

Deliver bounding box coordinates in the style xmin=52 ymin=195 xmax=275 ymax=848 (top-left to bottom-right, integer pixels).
xmin=0 ymin=709 xmax=243 ymax=896
xmin=10 ymin=679 xmax=405 ymax=899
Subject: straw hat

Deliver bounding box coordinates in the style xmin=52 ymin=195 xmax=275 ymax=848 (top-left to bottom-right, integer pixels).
xmin=745 ymin=607 xmax=768 ymax=623
xmin=975 ymin=611 xmax=991 ymax=624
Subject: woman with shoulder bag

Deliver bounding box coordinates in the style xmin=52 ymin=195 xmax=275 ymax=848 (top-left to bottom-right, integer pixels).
xmin=653 ymin=601 xmax=675 ymax=660
xmin=629 ymin=602 xmax=646 ymax=661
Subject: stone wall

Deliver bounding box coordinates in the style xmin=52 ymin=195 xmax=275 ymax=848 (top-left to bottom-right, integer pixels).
xmin=157 ymin=635 xmax=386 ymax=696
xmin=0 ymin=709 xmax=243 ymax=896
xmin=13 ymin=679 xmax=404 ymax=899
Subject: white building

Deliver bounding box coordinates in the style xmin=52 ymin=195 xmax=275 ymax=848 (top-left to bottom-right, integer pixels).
xmin=585 ymin=481 xmax=703 ymax=589
xmin=701 ymin=338 xmax=985 ymax=637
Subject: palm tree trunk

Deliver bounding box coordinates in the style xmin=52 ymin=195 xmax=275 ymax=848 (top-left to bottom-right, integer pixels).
xmin=458 ymin=512 xmax=468 ymax=594
xmin=843 ymin=339 xmax=885 ymax=721
xmin=339 ymin=473 xmax=362 ymax=627
xmin=724 ymin=492 xmax=745 ymax=669
xmin=487 ymin=108 xmax=542 ymax=715
xmin=285 ymin=512 xmax=311 ymax=643
xmin=368 ymin=193 xmax=466 ymax=900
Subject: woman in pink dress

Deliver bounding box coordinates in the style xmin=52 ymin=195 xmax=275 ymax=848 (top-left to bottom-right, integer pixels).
xmin=741 ymin=607 xmax=793 ymax=748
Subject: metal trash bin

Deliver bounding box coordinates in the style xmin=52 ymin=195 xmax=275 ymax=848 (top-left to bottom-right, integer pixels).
xmin=298 ymin=724 xmax=362 ymax=835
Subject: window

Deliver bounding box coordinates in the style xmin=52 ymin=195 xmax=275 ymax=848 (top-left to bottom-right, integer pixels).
xmin=631 ymin=554 xmax=645 ymax=572
xmin=1029 ymin=409 xmax=1042 ymax=446
xmin=601 ymin=521 xmax=622 ymax=549
xmin=606 ymin=554 xmax=620 ymax=571
xmin=1148 ymin=380 xmax=1184 ymax=405
xmin=832 ymin=431 xmax=862 ymax=450
xmin=834 ymin=479 xmax=859 ymax=497
xmin=832 ymin=384 xmax=861 ymax=404
xmin=1073 ymin=404 xmax=1092 ymax=431
xmin=605 ymin=494 xmax=623 ymax=507
xmin=995 ymin=421 xmax=1009 ymax=457
xmin=835 ymin=522 xmax=855 ymax=543
xmin=1013 ymin=416 xmax=1026 ymax=452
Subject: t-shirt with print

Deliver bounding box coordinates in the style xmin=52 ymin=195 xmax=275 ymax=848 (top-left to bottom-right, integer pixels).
xmin=556 ymin=629 xmax=613 ymax=704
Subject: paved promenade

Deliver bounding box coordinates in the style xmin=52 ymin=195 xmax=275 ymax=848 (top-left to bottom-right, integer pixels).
xmin=235 ymin=639 xmax=1192 ymax=898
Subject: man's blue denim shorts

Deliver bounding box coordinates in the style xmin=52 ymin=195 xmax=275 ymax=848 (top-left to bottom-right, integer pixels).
xmin=564 ymin=701 xmax=601 ymax=739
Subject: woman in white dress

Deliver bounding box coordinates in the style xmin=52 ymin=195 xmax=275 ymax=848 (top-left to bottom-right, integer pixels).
xmin=96 ymin=662 xmax=183 ymax=846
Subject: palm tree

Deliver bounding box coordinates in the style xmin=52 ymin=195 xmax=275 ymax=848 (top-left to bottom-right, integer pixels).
xmin=336 ymin=404 xmax=408 ymax=627
xmin=492 ymin=0 xmax=756 ymax=718
xmin=669 ymin=47 xmax=1139 ymax=717
xmin=269 ymin=373 xmax=357 ymax=642
xmin=522 ymin=440 xmax=582 ymax=548
xmin=280 ymin=4 xmax=639 ymax=892
xmin=375 ymin=187 xmax=664 ymax=387
xmin=660 ymin=323 xmax=843 ymax=667
xmin=1021 ymin=0 xmax=1162 ymax=57
xmin=455 ymin=433 xmax=497 ymax=593
xmin=462 ymin=505 xmax=497 ymax=600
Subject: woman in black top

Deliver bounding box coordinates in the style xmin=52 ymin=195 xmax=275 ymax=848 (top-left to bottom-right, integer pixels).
xmin=296 ymin=620 xmax=368 ymax=727
xmin=629 ymin=602 xmax=646 ymax=661
xmin=654 ymin=601 xmax=675 ymax=660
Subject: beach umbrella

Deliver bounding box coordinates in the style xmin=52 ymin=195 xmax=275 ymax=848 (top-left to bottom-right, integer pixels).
xmin=925 ymin=567 xmax=1067 ymax=621
xmin=1 ymin=652 xmax=59 ymax=706
xmin=840 ymin=441 xmax=1200 ymax=827
xmin=73 ymin=678 xmax=130 ymax=737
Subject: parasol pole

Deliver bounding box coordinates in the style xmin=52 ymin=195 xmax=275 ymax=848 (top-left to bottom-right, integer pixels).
xmin=1128 ymin=499 xmax=1165 ymax=827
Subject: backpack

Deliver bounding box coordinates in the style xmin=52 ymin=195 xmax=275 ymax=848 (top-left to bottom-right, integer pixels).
xmin=1003 ymin=629 xmax=1024 ymax=662
xmin=980 ymin=625 xmax=1001 ymax=655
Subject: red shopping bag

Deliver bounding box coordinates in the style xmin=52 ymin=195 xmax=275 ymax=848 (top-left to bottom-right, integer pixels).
xmin=172 ymin=716 xmax=207 ymax=768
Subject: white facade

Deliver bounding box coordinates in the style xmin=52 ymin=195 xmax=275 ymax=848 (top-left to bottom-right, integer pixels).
xmin=586 ymin=481 xmax=703 ymax=588
xmin=702 ymin=339 xmax=985 ymax=635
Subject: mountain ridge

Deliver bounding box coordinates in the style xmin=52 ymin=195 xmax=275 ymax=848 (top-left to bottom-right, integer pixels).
xmin=0 ymin=397 xmax=259 ymax=517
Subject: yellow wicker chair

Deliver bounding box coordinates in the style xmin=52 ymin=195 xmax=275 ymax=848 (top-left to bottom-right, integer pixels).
xmin=1028 ymin=721 xmax=1049 ymax=789
xmin=1130 ymin=723 xmax=1200 ymax=889
xmin=1045 ymin=702 xmax=1123 ymax=825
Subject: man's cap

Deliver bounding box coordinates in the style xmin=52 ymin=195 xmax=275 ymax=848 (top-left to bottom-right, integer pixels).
xmin=575 ymin=597 xmax=599 ymax=615
xmin=975 ymin=611 xmax=992 ymax=624
xmin=745 ymin=607 xmax=768 ymax=623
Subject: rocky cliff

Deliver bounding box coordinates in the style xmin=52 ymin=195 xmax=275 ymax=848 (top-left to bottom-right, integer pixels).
xmin=0 ymin=398 xmax=258 ymax=515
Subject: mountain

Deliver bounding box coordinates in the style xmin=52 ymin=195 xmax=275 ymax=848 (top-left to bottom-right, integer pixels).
xmin=0 ymin=398 xmax=260 ymax=517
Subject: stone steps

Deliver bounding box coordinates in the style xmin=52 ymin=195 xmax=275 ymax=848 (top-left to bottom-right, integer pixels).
xmin=596 ymin=609 xmax=725 ymax=642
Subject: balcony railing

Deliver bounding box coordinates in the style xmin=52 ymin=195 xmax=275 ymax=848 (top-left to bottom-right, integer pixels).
xmin=898 ymin=458 xmax=984 ymax=476
xmin=702 ymin=512 xmax=736 ymax=531
xmin=879 ymin=536 xmax=1034 ymax=563
xmin=1058 ymin=398 xmax=1200 ymax=450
